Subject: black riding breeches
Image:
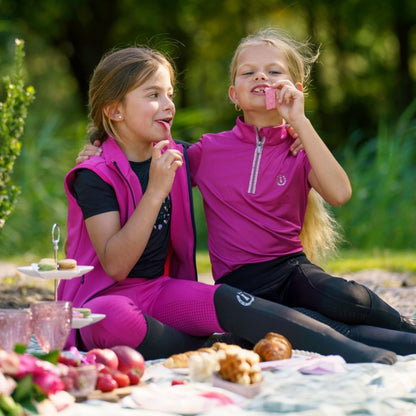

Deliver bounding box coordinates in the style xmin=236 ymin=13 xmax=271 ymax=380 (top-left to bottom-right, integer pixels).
xmin=217 ymin=252 xmax=402 ymax=330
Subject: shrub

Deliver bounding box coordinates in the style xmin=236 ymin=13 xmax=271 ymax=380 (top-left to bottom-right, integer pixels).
xmin=336 ymin=100 xmax=416 ymax=249
xmin=0 ymin=39 xmax=35 ymax=230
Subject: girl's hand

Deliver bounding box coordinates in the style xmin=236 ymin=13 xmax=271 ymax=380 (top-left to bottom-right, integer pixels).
xmin=286 ymin=124 xmax=303 ymax=156
xmin=146 ymin=140 xmax=183 ymax=201
xmin=76 ymin=140 xmax=102 ymax=164
xmin=274 ymin=80 xmax=305 ymax=127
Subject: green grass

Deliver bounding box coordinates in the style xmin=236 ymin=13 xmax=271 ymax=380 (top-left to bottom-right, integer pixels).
xmin=325 ymin=249 xmax=416 ymax=275
xmin=196 ymin=249 xmax=416 ymax=276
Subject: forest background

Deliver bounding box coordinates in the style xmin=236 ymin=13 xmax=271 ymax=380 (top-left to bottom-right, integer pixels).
xmin=0 ymin=0 xmax=415 ymax=271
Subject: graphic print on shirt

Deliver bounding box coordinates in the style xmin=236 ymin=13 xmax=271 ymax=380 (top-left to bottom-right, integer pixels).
xmin=154 ymin=195 xmax=171 ymax=231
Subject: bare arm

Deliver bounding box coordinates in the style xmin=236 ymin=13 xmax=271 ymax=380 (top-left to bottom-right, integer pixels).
xmin=84 ymin=140 xmax=183 ymax=281
xmin=276 ymin=81 xmax=352 ymax=206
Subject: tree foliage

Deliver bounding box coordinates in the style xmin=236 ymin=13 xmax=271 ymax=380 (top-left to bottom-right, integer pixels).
xmin=0 ymin=39 xmax=35 ymax=230
xmin=0 ymin=1 xmax=415 ymax=256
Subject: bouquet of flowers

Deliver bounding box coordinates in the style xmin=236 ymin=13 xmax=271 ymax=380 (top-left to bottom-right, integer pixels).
xmin=0 ymin=347 xmax=74 ymax=415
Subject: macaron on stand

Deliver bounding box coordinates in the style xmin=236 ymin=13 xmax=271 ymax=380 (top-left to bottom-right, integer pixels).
xmin=17 ymin=223 xmax=103 ymax=329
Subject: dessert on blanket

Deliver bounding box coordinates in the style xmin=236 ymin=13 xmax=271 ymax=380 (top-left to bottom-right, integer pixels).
xmin=217 ymin=345 xmax=262 ymax=385
xmin=253 ymin=332 xmax=292 ymax=361
xmin=164 ymin=332 xmax=292 ymax=370
xmin=38 ymin=258 xmax=57 ymax=271
xmin=163 ymin=334 xmax=291 ymax=386
xmin=58 ymin=258 xmax=77 ymax=270
xmin=163 ymin=347 xmax=217 ymax=369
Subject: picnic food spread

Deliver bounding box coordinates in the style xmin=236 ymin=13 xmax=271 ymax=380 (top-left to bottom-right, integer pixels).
xmin=163 ymin=332 xmax=292 ymax=386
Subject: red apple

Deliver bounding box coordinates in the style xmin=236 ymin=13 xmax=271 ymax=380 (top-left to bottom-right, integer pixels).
xmin=85 ymin=348 xmax=119 ymax=370
xmin=111 ymin=346 xmax=145 ymax=382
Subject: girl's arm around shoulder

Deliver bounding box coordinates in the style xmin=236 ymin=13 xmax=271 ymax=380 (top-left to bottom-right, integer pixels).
xmin=291 ymin=116 xmax=352 ymax=207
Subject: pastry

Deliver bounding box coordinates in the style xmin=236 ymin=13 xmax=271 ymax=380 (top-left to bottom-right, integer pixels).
xmin=253 ymin=332 xmax=292 ymax=361
xmin=58 ymin=258 xmax=77 ymax=270
xmin=163 ymin=347 xmax=217 ymax=369
xmin=217 ymin=348 xmax=262 ymax=385
xmin=38 ymin=258 xmax=57 ymax=271
xmin=73 ymin=307 xmax=91 ymax=318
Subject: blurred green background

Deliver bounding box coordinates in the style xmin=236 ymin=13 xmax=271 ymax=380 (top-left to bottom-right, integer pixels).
xmin=0 ymin=0 xmax=415 ymax=265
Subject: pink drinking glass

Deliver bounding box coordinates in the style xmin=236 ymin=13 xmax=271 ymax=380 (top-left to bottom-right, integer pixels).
xmin=0 ymin=308 xmax=32 ymax=351
xmin=30 ymin=301 xmax=72 ymax=353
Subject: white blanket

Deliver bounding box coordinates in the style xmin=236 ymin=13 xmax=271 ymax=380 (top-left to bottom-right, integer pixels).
xmin=57 ymin=354 xmax=416 ymax=416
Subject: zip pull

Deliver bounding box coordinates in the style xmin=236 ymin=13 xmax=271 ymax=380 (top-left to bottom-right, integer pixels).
xmin=248 ymin=131 xmax=265 ymax=194
xmin=256 ymin=138 xmax=264 ymax=154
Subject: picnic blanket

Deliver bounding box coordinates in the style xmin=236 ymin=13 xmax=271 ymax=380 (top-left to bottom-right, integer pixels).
xmin=53 ymin=352 xmax=416 ymax=416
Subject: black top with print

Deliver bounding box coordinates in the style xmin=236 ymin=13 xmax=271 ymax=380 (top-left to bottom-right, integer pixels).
xmin=72 ymin=158 xmax=170 ymax=278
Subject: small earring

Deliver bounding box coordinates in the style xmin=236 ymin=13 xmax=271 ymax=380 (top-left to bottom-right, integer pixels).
xmin=234 ymin=103 xmax=241 ymax=112
xmin=117 ymin=115 xmax=123 ymax=120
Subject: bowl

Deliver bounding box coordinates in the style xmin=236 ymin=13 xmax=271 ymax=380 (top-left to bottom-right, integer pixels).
xmin=63 ymin=365 xmax=98 ymax=398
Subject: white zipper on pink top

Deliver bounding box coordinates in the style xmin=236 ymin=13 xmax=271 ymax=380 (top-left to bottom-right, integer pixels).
xmin=248 ymin=129 xmax=265 ymax=194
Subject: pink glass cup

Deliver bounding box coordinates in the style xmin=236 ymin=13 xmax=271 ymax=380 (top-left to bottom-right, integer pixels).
xmin=30 ymin=301 xmax=72 ymax=353
xmin=0 ymin=308 xmax=33 ymax=351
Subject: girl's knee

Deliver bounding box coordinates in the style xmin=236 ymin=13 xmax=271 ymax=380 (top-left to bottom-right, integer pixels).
xmin=80 ymin=295 xmax=147 ymax=349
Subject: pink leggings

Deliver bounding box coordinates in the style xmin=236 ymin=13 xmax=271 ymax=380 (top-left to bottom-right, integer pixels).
xmin=80 ymin=276 xmax=223 ymax=350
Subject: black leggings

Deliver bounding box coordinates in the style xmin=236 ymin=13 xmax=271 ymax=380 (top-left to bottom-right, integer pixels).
xmin=218 ymin=252 xmax=402 ymax=330
xmin=295 ymin=307 xmax=416 ymax=356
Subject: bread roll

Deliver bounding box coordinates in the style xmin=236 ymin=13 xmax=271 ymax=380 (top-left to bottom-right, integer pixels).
xmin=253 ymin=332 xmax=292 ymax=361
xmin=163 ymin=348 xmax=216 ymax=369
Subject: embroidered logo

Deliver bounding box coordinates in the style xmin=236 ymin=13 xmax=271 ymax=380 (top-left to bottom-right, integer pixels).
xmin=236 ymin=291 xmax=255 ymax=307
xmin=276 ymin=174 xmax=287 ymax=186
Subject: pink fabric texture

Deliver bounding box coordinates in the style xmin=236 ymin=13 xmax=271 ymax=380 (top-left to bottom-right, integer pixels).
xmin=80 ymin=277 xmax=222 ymax=350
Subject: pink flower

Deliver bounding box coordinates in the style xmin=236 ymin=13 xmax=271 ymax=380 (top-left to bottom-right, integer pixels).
xmin=17 ymin=354 xmax=59 ymax=379
xmin=0 ymin=350 xmax=20 ymax=376
xmin=48 ymin=391 xmax=75 ymax=412
xmin=33 ymin=371 xmax=65 ymax=396
xmin=0 ymin=372 xmax=16 ymax=396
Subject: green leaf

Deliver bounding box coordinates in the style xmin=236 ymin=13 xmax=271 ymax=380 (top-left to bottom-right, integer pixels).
xmin=12 ymin=375 xmax=34 ymax=403
xmin=30 ymin=349 xmax=60 ymax=365
xmin=13 ymin=344 xmax=27 ymax=355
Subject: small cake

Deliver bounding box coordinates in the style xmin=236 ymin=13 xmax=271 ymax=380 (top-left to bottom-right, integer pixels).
xmin=73 ymin=307 xmax=91 ymax=318
xmin=58 ymin=258 xmax=77 ymax=270
xmin=253 ymin=332 xmax=292 ymax=361
xmin=38 ymin=258 xmax=57 ymax=271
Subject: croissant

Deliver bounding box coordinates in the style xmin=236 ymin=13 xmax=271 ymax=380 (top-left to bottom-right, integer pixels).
xmin=163 ymin=347 xmax=216 ymax=368
xmin=253 ymin=332 xmax=292 ymax=361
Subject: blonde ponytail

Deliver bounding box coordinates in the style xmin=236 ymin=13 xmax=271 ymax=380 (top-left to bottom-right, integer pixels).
xmin=300 ymin=189 xmax=342 ymax=264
